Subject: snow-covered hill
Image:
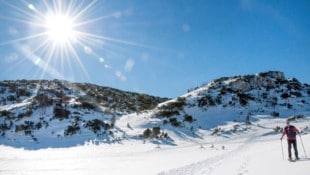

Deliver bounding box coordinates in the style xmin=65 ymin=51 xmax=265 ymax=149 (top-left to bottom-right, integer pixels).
xmin=118 ymin=71 xmax=310 ymax=145
xmin=0 ymin=79 xmax=168 ymax=148
xmin=0 ymin=71 xmax=310 ymax=149
xmin=1 ymin=71 xmax=310 ymax=174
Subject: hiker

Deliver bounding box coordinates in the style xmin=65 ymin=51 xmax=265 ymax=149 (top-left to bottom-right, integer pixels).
xmin=280 ymin=120 xmax=300 ymax=161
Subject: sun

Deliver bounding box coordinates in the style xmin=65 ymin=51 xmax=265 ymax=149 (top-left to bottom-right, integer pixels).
xmin=44 ymin=14 xmax=77 ymax=44
xmin=1 ymin=0 xmax=146 ymax=82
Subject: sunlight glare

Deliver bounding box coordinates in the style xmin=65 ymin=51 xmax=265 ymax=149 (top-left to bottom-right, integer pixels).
xmin=28 ymin=4 xmax=36 ymax=11
xmin=1 ymin=0 xmax=146 ymax=83
xmin=45 ymin=14 xmax=76 ymax=43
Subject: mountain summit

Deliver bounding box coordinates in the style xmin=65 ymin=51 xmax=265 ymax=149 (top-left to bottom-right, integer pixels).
xmin=123 ymin=71 xmax=309 ymax=143
xmin=0 ymin=71 xmax=309 ymax=148
xmin=151 ymin=71 xmax=309 ymax=122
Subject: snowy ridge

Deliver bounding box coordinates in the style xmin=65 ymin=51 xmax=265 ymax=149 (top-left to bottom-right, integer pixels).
xmin=0 ymin=71 xmax=310 ymax=149
xmin=0 ymin=79 xmax=168 ymax=149
xmin=124 ymin=71 xmax=310 ymax=143
xmin=1 ymin=71 xmax=310 ymax=174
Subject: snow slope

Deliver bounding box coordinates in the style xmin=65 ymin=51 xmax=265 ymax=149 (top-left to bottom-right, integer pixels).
xmin=1 ymin=117 xmax=309 ymax=175
xmin=160 ymin=117 xmax=310 ymax=175
xmin=0 ymin=80 xmax=168 ymax=149
xmin=1 ymin=71 xmax=310 ymax=149
xmin=1 ymin=72 xmax=310 ymax=174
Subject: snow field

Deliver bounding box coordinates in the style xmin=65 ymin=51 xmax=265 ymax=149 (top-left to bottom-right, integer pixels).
xmin=1 ymin=117 xmax=309 ymax=175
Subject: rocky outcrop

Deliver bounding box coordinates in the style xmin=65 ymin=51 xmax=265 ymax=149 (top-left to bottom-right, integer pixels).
xmin=228 ymin=71 xmax=285 ymax=92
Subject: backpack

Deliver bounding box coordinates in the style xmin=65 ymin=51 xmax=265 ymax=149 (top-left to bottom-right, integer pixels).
xmin=286 ymin=125 xmax=297 ymax=138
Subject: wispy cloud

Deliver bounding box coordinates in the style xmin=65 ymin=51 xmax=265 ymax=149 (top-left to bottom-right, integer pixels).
xmin=124 ymin=58 xmax=135 ymax=72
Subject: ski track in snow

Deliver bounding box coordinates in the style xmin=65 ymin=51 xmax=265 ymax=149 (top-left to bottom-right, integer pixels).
xmin=159 ymin=132 xmax=257 ymax=175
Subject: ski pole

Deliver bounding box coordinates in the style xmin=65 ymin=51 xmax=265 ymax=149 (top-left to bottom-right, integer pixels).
xmin=280 ymin=139 xmax=284 ymax=160
xmin=299 ymin=134 xmax=308 ymax=158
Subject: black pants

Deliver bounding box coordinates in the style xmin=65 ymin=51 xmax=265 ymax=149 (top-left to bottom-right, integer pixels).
xmin=287 ymin=140 xmax=298 ymax=159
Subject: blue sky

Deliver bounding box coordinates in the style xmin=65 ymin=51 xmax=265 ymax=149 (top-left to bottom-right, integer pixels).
xmin=0 ymin=0 xmax=309 ymax=98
